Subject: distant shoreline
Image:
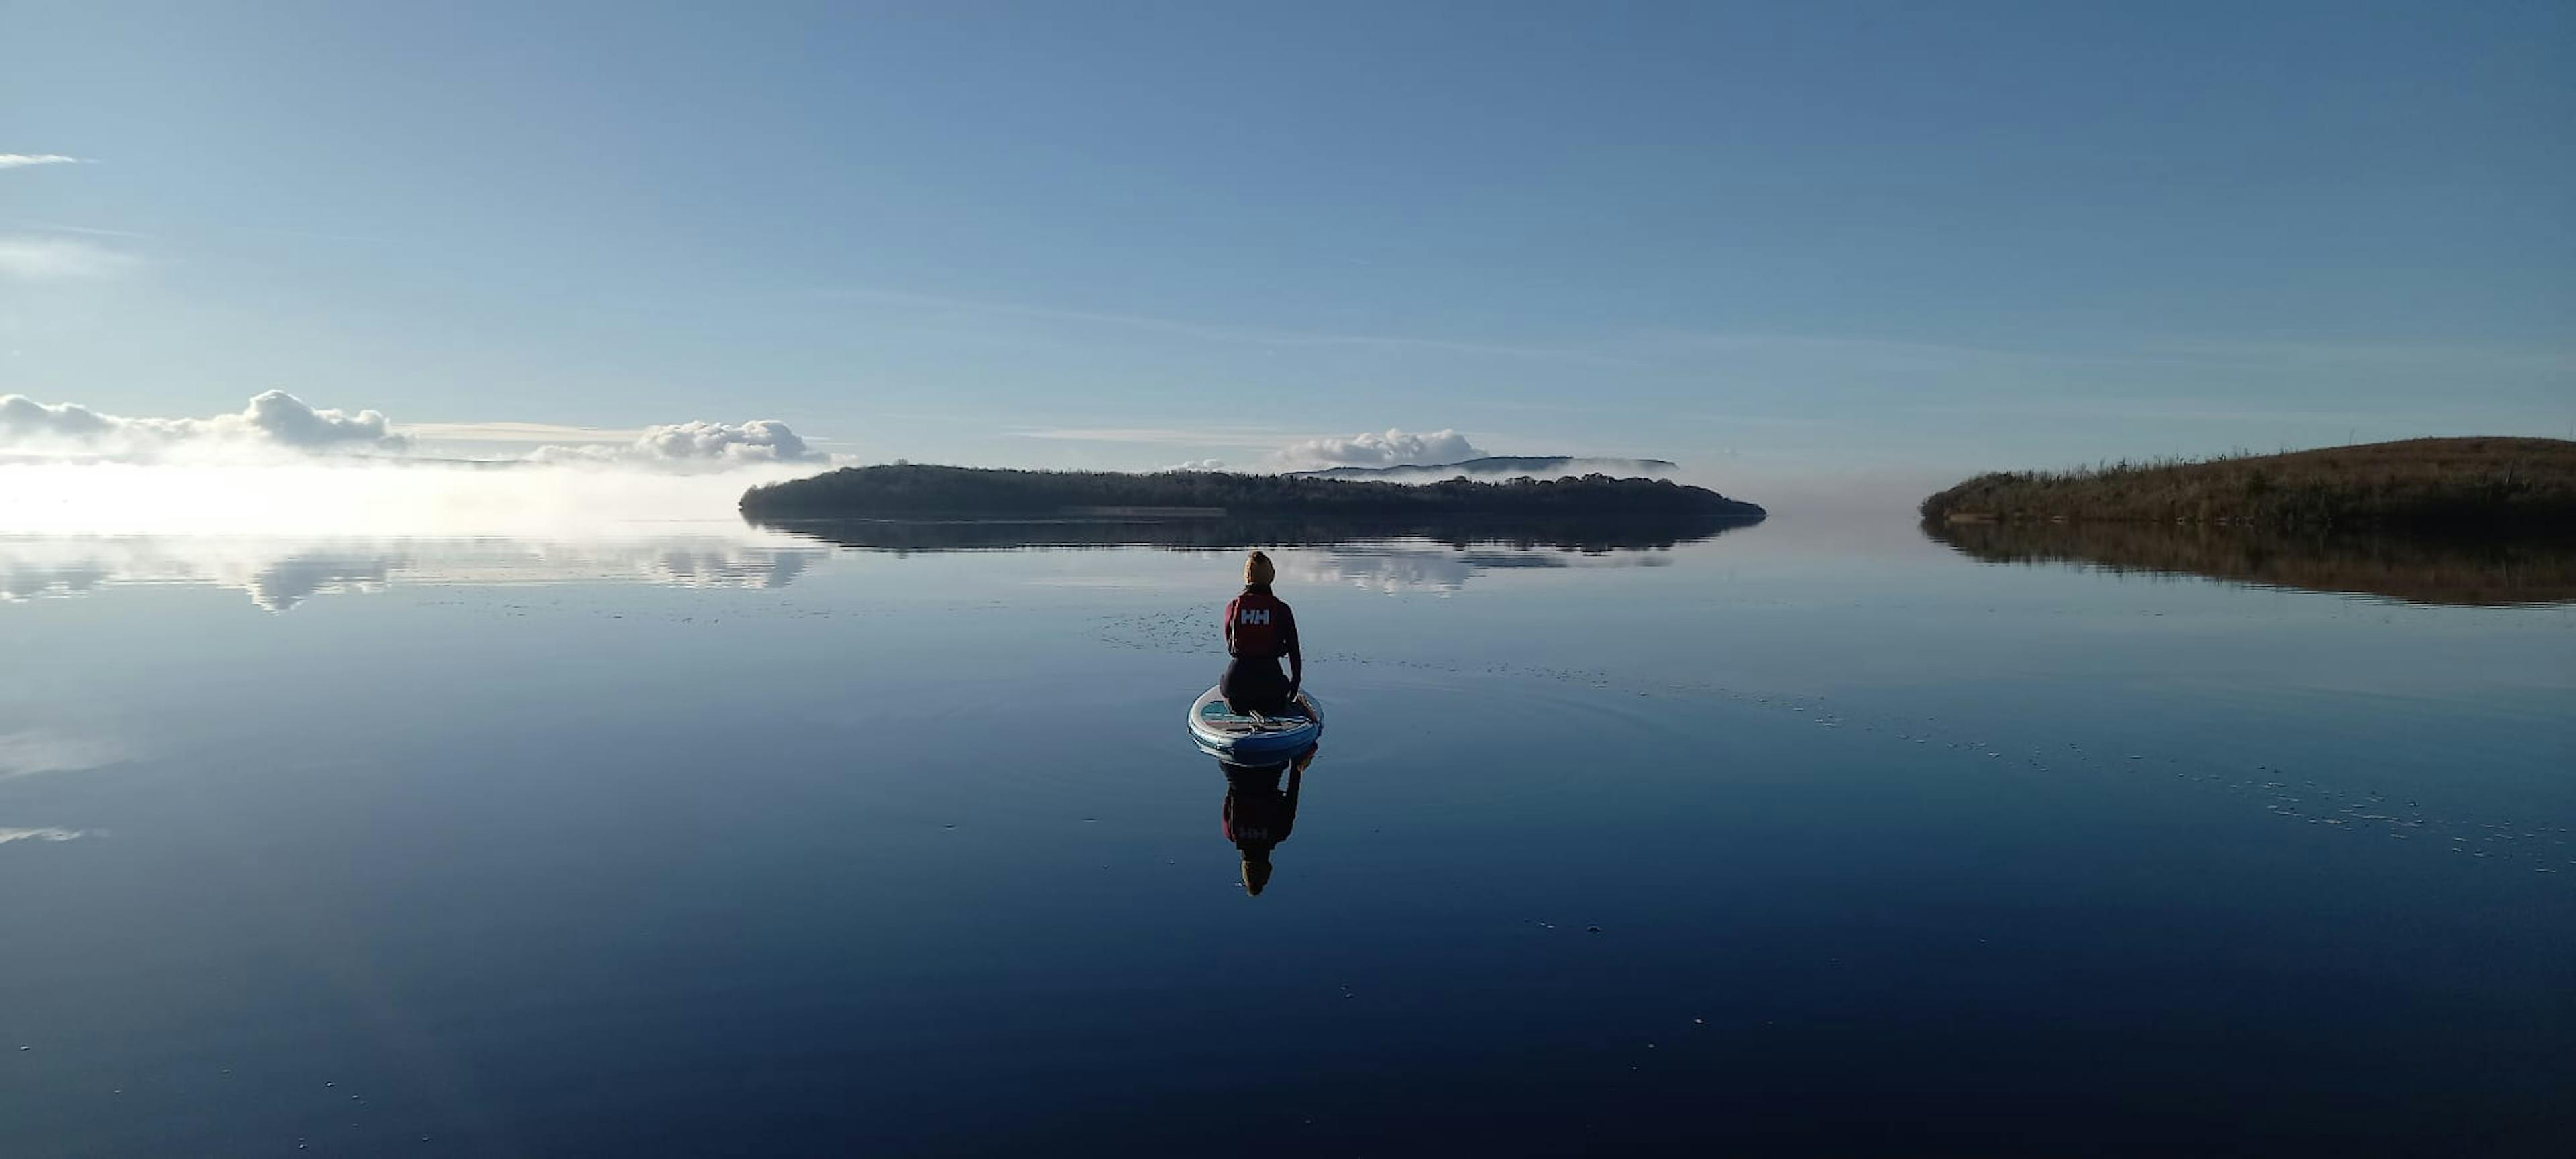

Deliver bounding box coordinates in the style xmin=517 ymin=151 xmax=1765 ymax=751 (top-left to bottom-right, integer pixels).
xmin=1918 ymin=437 xmax=2576 ymax=533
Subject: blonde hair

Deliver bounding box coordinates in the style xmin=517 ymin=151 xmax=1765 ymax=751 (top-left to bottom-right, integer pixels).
xmin=1244 ymin=551 xmax=1276 ymax=586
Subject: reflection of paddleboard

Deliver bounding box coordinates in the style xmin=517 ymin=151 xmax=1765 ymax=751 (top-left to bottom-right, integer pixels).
xmin=1187 ymin=685 xmax=1323 ymax=763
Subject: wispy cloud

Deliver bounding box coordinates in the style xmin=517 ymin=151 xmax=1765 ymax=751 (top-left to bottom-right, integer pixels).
xmin=11 ymin=220 xmax=154 ymax=240
xmin=0 ymin=235 xmax=138 ymax=280
xmin=1625 ymin=329 xmax=2171 ymax=370
xmin=0 ymin=730 xmax=123 ymax=781
xmin=0 ymin=154 xmax=87 ymax=170
xmin=1009 ymin=426 xmax=1308 ymax=449
xmin=826 ymin=286 xmax=1640 ymax=368
xmin=2141 ymin=337 xmax=2576 ymax=374
xmin=1889 ymin=399 xmax=2546 ymax=427
xmin=1632 ymin=329 xmax=2576 ymax=380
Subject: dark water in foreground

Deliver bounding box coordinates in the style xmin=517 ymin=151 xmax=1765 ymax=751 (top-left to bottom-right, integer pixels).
xmin=2 ymin=518 xmax=2570 ymax=1156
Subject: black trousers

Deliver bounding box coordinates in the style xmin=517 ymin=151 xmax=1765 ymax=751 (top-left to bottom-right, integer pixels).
xmin=1221 ymin=655 xmax=1293 ymax=715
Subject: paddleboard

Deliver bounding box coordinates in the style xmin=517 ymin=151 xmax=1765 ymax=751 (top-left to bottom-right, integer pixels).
xmin=1187 ymin=684 xmax=1323 ymax=764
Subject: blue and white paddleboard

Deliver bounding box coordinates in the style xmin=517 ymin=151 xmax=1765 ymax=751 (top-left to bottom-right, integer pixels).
xmin=1187 ymin=685 xmax=1323 ymax=764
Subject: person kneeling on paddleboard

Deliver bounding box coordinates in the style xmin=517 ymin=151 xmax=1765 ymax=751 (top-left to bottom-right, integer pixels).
xmin=1221 ymin=551 xmax=1303 ymax=716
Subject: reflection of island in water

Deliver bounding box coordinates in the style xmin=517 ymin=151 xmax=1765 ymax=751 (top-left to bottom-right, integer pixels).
xmin=1924 ymin=520 xmax=2576 ymax=607
xmin=749 ymin=510 xmax=1752 ymax=555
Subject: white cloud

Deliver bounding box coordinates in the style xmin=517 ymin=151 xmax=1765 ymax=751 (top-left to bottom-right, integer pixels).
xmin=236 ymin=390 xmax=405 ymax=449
xmin=0 ymin=235 xmax=137 ymax=280
xmin=0 ymin=154 xmax=86 ymax=169
xmin=0 ymin=395 xmax=119 ymax=439
xmin=0 ymin=390 xmax=408 ymax=459
xmin=635 ymin=419 xmax=817 ymax=463
xmin=0 ymin=828 xmax=90 ymax=845
xmin=1160 ymin=458 xmax=1227 ymax=472
xmin=1271 ymin=427 xmax=1487 ymax=470
xmin=529 ymin=419 xmax=824 ymax=469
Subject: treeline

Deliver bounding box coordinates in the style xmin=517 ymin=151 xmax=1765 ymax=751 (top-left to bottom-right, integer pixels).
xmin=1919 ymin=437 xmax=2576 ymax=532
xmin=739 ymin=464 xmax=1766 ymax=522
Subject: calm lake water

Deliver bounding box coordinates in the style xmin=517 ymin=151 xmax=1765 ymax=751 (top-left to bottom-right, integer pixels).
xmin=3 ymin=516 xmax=2570 ymax=1156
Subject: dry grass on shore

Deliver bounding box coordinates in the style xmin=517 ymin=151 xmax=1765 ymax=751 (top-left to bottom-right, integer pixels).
xmin=1919 ymin=437 xmax=2576 ymax=531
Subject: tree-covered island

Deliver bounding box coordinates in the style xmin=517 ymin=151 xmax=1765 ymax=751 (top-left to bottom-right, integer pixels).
xmin=739 ymin=463 xmax=1765 ymax=530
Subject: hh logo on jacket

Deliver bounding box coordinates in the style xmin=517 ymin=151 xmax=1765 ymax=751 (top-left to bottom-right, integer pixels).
xmin=1238 ymin=608 xmax=1271 ymax=626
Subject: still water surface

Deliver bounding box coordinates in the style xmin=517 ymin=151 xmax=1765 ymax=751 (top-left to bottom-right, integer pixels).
xmin=2 ymin=516 xmax=2569 ymax=1154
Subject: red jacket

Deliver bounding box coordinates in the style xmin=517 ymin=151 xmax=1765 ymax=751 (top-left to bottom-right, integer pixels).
xmin=1223 ymin=586 xmax=1299 ymax=661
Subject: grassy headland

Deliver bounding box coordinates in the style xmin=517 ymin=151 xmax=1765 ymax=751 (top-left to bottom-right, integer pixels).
xmin=1919 ymin=437 xmax=2576 ymax=532
xmin=741 ymin=464 xmax=1765 ymax=525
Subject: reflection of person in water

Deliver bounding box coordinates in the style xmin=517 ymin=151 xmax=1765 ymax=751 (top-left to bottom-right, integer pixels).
xmin=1221 ymin=551 xmax=1303 ymax=716
xmin=1223 ymin=747 xmax=1312 ymax=896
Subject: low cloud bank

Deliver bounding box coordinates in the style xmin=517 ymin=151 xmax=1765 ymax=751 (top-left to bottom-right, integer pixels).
xmin=1272 ymin=428 xmax=1486 ymax=470
xmin=3 ymin=390 xmax=408 ymax=458
xmin=0 ymin=392 xmax=843 ymax=538
xmin=0 ymin=391 xmax=824 ymax=472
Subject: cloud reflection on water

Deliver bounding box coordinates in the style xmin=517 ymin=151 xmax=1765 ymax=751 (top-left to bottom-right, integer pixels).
xmin=1286 ymin=545 xmax=1674 ymax=594
xmin=0 ymin=537 xmax=828 ymax=612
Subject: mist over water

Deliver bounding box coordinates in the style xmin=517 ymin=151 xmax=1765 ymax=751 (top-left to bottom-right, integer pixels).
xmin=0 ymin=461 xmax=818 ymax=538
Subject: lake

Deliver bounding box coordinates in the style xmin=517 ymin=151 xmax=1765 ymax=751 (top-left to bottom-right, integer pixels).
xmin=3 ymin=514 xmax=2570 ymax=1155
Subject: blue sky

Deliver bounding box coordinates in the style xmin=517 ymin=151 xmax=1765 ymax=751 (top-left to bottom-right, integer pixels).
xmin=3 ymin=1 xmax=2569 ymax=488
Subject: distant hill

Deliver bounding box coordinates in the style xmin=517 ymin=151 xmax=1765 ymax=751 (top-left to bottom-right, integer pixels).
xmin=1289 ymin=455 xmax=1678 ymax=481
xmin=1919 ymin=437 xmax=2576 ymax=532
xmin=739 ymin=463 xmax=1765 ymax=529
